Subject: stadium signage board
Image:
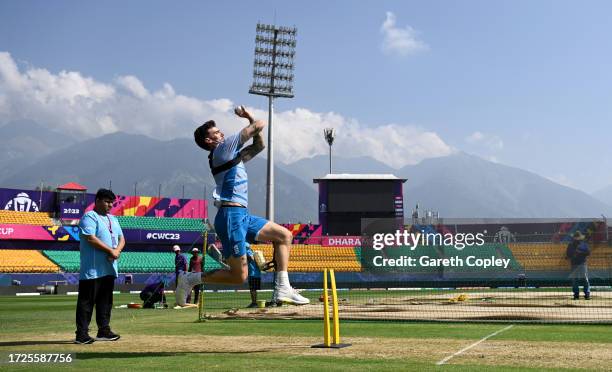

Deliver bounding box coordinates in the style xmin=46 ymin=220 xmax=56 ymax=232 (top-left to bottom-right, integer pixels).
xmin=60 ymin=203 xmax=83 ymax=219
xmin=0 ymin=224 xmax=55 ymax=240
xmin=322 ymin=236 xmax=362 ymax=247
xmin=121 ymin=229 xmax=202 ymax=244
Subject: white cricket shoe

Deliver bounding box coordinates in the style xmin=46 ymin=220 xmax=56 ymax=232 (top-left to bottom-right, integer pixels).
xmin=175 ymin=271 xmax=200 ymax=306
xmin=273 ymin=286 xmax=310 ymax=305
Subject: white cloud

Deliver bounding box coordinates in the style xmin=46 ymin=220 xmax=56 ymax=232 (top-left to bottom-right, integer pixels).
xmin=380 ymin=12 xmax=429 ymax=56
xmin=0 ymin=52 xmax=26 ymax=90
xmin=466 ymin=131 xmax=484 ymax=143
xmin=465 ymin=131 xmax=503 ymax=150
xmin=273 ymin=110 xmax=453 ymax=167
xmin=0 ymin=51 xmax=227 ymax=138
xmin=116 ymin=75 xmax=149 ymax=99
xmin=0 ymin=51 xmax=453 ymax=168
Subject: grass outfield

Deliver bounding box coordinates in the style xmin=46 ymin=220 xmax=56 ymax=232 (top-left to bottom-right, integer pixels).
xmin=0 ymin=294 xmax=611 ymax=371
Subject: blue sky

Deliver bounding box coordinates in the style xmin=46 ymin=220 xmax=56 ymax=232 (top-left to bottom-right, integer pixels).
xmin=1 ymin=1 xmax=611 ymax=193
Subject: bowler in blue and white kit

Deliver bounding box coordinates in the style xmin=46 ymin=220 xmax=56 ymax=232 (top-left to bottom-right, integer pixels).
xmin=177 ymin=105 xmax=309 ymax=306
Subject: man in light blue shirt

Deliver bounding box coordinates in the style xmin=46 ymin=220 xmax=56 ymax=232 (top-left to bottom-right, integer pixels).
xmin=75 ymin=189 xmax=125 ymax=344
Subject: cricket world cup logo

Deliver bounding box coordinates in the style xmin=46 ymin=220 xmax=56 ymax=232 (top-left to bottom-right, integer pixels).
xmin=4 ymin=192 xmax=40 ymax=212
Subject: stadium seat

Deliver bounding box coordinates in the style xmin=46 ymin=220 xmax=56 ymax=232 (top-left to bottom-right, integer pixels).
xmin=42 ymin=251 xmax=222 ymax=273
xmin=439 ymin=243 xmax=522 ymax=272
xmin=250 ymin=244 xmax=362 ymax=272
xmin=0 ymin=250 xmax=60 ymax=273
xmin=0 ymin=210 xmax=55 ymax=226
xmin=42 ymin=250 xmax=80 ymax=272
xmin=508 ymin=243 xmax=612 ymax=270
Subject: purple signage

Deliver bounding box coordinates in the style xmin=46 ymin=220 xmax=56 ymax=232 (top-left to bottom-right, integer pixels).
xmin=0 ymin=187 xmax=207 ymax=219
xmin=121 ymin=229 xmax=204 ymax=244
xmin=59 ymin=203 xmax=85 ymax=219
xmin=0 ymin=188 xmax=56 ymax=213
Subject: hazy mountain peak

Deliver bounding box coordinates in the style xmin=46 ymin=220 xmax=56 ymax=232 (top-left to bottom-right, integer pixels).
xmin=399 ymin=152 xmax=612 ymax=218
xmin=592 ymin=184 xmax=612 ymax=207
xmin=0 ymin=119 xmax=77 ymax=179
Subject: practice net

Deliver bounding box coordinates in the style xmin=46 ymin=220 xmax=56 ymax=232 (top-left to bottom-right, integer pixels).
xmin=199 ymin=220 xmax=612 ymax=323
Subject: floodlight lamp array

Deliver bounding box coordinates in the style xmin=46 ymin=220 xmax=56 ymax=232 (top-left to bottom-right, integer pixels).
xmin=324 ymin=128 xmax=335 ymax=146
xmin=249 ymin=23 xmax=297 ymax=98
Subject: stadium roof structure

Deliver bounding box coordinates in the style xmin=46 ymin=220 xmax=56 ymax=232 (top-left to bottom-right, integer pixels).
xmin=313 ymin=174 xmax=407 ymax=183
xmin=57 ymin=182 xmax=87 ymax=191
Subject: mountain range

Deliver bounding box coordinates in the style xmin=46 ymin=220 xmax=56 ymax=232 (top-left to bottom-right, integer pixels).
xmin=592 ymin=185 xmax=612 ymax=208
xmin=1 ymin=120 xmax=611 ymax=222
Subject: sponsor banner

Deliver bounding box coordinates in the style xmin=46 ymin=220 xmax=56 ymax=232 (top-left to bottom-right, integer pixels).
xmin=0 ymin=224 xmax=202 ymax=244
xmin=321 ymin=236 xmax=362 ymax=247
xmin=0 ymin=224 xmax=55 ymax=240
xmin=86 ymin=196 xmax=207 ymax=219
xmin=122 ymin=229 xmax=203 ymax=244
xmin=0 ymin=187 xmax=207 ymax=218
xmin=282 ymin=223 xmax=323 ymax=244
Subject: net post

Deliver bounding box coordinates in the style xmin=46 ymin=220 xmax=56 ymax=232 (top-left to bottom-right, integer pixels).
xmin=323 ymin=268 xmax=331 ymax=347
xmin=198 ymin=229 xmax=208 ymax=322
xmin=330 ymin=268 xmax=340 ymax=344
xmin=197 ymin=286 xmax=204 ymax=321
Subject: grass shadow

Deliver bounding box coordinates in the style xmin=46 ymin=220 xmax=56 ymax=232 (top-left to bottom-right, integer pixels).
xmin=0 ymin=340 xmax=75 ymax=346
xmin=76 ymin=350 xmax=272 ymax=360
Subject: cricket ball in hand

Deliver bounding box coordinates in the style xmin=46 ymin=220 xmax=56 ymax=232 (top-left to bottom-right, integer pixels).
xmin=234 ymin=105 xmax=245 ymax=116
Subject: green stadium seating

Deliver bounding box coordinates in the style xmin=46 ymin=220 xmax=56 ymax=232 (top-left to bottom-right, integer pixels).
xmin=115 ymin=216 xmax=206 ymax=231
xmin=42 ymin=251 xmax=222 ymax=273
xmin=42 ymin=250 xmax=80 ymax=272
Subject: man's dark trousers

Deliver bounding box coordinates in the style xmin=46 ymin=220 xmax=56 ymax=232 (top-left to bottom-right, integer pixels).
xmin=75 ymin=275 xmax=115 ymax=337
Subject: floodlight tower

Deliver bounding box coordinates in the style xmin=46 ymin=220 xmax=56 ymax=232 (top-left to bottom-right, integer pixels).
xmin=323 ymin=128 xmax=335 ymax=174
xmin=249 ymin=23 xmax=297 ymax=220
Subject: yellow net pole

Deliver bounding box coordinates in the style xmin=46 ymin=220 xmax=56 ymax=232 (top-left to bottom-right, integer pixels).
xmin=198 ymin=230 xmax=208 ymax=321
xmin=330 ymin=268 xmax=340 ymax=344
xmin=323 ymin=268 xmax=331 ymax=347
